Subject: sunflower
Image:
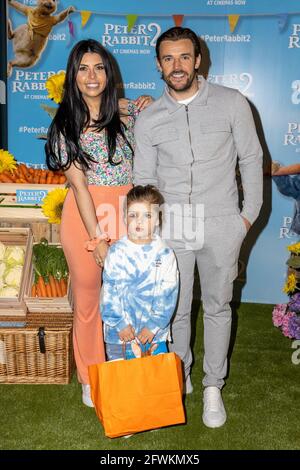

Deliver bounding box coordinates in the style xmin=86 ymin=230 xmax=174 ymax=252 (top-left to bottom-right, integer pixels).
xmin=46 ymin=71 xmax=66 ymax=104
xmin=283 ymin=272 xmax=297 ymax=295
xmin=287 ymin=242 xmax=300 ymax=255
xmin=42 ymin=188 xmax=68 ymax=224
xmin=0 ymin=149 xmax=17 ymax=173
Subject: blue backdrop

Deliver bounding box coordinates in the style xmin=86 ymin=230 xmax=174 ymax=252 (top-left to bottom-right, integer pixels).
xmin=6 ymin=0 xmax=300 ymax=304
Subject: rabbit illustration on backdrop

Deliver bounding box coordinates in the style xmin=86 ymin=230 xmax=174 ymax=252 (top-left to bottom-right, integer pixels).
xmin=7 ymin=0 xmax=75 ymax=77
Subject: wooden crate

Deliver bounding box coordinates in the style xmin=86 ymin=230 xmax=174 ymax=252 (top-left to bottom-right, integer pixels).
xmin=0 ymin=324 xmax=74 ymax=384
xmin=0 ymin=182 xmax=64 ymax=243
xmin=0 ymin=183 xmax=65 ymax=208
xmin=0 ymin=219 xmax=60 ymax=244
xmin=24 ymin=243 xmax=73 ymax=313
xmin=0 ymin=228 xmax=33 ymax=317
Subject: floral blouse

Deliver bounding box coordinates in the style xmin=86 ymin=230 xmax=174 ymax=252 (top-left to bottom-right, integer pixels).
xmin=59 ymin=101 xmax=139 ymax=186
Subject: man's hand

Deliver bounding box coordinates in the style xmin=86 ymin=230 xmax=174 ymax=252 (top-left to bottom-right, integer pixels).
xmin=119 ymin=325 xmax=135 ymax=343
xmin=137 ymin=327 xmax=155 ymax=345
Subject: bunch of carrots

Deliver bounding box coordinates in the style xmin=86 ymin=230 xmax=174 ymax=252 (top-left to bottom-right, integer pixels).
xmin=32 ymin=274 xmax=68 ymax=298
xmin=31 ymin=238 xmax=69 ymax=298
xmin=0 ymin=163 xmax=66 ymax=184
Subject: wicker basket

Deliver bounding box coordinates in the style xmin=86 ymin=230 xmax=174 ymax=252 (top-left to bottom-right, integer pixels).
xmin=0 ymin=324 xmax=74 ymax=384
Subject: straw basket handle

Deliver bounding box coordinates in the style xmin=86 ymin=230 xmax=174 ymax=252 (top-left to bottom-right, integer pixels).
xmin=37 ymin=327 xmax=46 ymax=354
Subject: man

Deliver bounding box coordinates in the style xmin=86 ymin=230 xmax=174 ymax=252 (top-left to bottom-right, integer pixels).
xmin=133 ymin=27 xmax=263 ymax=428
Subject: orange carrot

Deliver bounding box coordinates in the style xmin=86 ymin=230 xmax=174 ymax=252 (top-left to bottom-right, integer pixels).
xmin=46 ymin=172 xmax=54 ymax=184
xmin=59 ymin=175 xmax=66 ymax=184
xmin=49 ymin=275 xmax=58 ymax=297
xmin=52 ymin=175 xmax=60 ymax=184
xmin=60 ymin=278 xmax=67 ymax=296
xmin=36 ymin=283 xmax=42 ymax=298
xmin=37 ymin=275 xmax=47 ymax=297
xmin=31 ymin=284 xmax=37 ymax=297
xmin=0 ymin=174 xmax=14 ymax=182
xmin=18 ymin=164 xmax=29 ymax=182
xmin=11 ymin=168 xmax=20 ymax=179
xmin=26 ymin=172 xmax=35 ymax=183
xmin=45 ymin=282 xmax=52 ymax=298
xmin=33 ymin=169 xmax=41 ymax=184
xmin=55 ymin=278 xmax=63 ymax=297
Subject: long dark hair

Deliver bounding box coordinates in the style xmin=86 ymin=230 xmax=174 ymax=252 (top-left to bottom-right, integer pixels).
xmin=45 ymin=39 xmax=132 ymax=171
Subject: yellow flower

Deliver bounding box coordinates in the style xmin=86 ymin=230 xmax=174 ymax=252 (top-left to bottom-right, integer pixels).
xmin=0 ymin=149 xmax=17 ymax=173
xmin=287 ymin=242 xmax=300 ymax=255
xmin=42 ymin=188 xmax=68 ymax=224
xmin=283 ymin=272 xmax=297 ymax=294
xmin=46 ymin=71 xmax=66 ymax=104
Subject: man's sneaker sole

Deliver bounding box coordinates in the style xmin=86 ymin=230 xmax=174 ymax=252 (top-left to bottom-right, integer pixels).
xmin=202 ymin=414 xmax=226 ymax=428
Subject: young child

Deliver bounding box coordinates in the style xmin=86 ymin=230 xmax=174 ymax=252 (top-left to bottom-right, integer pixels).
xmin=100 ymin=185 xmax=179 ymax=360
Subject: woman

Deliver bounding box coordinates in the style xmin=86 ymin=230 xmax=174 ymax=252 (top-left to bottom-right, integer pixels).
xmin=45 ymin=39 xmax=152 ymax=406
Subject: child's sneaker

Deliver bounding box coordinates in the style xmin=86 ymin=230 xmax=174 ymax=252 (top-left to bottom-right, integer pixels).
xmin=82 ymin=384 xmax=94 ymax=407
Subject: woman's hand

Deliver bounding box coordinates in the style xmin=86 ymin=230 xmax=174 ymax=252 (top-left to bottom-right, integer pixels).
xmin=134 ymin=95 xmax=154 ymax=111
xmin=118 ymin=98 xmax=130 ymax=116
xmin=93 ymin=240 xmax=109 ymax=268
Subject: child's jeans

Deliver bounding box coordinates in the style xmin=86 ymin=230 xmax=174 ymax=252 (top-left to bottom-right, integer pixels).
xmin=105 ymin=341 xmax=168 ymax=361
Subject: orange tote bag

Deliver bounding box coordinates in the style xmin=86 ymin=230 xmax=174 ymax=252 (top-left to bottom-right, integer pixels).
xmin=88 ymin=352 xmax=185 ymax=438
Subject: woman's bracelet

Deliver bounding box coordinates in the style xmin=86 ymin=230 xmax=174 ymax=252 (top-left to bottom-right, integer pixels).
xmin=84 ymin=233 xmax=110 ymax=252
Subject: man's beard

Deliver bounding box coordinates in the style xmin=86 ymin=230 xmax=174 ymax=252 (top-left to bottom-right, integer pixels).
xmin=162 ymin=69 xmax=197 ymax=93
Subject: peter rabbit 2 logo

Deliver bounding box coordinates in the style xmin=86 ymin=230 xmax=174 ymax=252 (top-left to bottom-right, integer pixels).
xmin=102 ymin=22 xmax=161 ymax=54
xmin=289 ymin=24 xmax=300 ymax=48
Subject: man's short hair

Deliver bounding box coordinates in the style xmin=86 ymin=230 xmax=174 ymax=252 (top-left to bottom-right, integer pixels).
xmin=156 ymin=26 xmax=202 ymax=61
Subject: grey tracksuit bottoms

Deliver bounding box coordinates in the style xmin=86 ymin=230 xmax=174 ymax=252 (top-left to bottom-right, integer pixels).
xmin=167 ymin=213 xmax=247 ymax=389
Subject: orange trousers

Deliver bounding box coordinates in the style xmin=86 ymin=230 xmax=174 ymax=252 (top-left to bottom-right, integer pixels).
xmin=60 ymin=184 xmax=132 ymax=384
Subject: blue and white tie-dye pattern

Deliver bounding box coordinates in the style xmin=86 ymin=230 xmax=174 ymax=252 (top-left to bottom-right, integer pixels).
xmin=100 ymin=236 xmax=179 ymax=345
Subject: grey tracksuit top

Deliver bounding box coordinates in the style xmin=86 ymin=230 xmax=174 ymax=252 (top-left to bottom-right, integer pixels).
xmin=133 ymin=77 xmax=263 ymax=225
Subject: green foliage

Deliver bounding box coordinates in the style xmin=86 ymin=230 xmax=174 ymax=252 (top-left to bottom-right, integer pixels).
xmin=0 ymin=304 xmax=299 ymax=450
xmin=286 ymin=255 xmax=300 ymax=269
xmin=33 ymin=238 xmax=68 ymax=283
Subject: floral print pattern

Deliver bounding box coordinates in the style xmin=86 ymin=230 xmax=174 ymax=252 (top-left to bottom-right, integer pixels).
xmin=59 ymin=101 xmax=138 ymax=186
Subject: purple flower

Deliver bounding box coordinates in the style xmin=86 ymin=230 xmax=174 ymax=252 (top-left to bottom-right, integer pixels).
xmin=272 ymin=304 xmax=288 ymax=327
xmin=288 ymin=315 xmax=300 ymax=339
xmin=281 ymin=311 xmax=297 ymax=338
xmin=288 ymin=292 xmax=300 ymax=313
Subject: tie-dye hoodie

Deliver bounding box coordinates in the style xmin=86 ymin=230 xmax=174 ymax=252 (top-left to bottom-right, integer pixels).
xmin=100 ymin=235 xmax=179 ymax=345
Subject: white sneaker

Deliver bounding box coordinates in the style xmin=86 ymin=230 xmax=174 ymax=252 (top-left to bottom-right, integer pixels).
xmin=185 ymin=375 xmax=193 ymax=394
xmin=202 ymin=386 xmax=226 ymax=428
xmin=82 ymin=384 xmax=94 ymax=408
